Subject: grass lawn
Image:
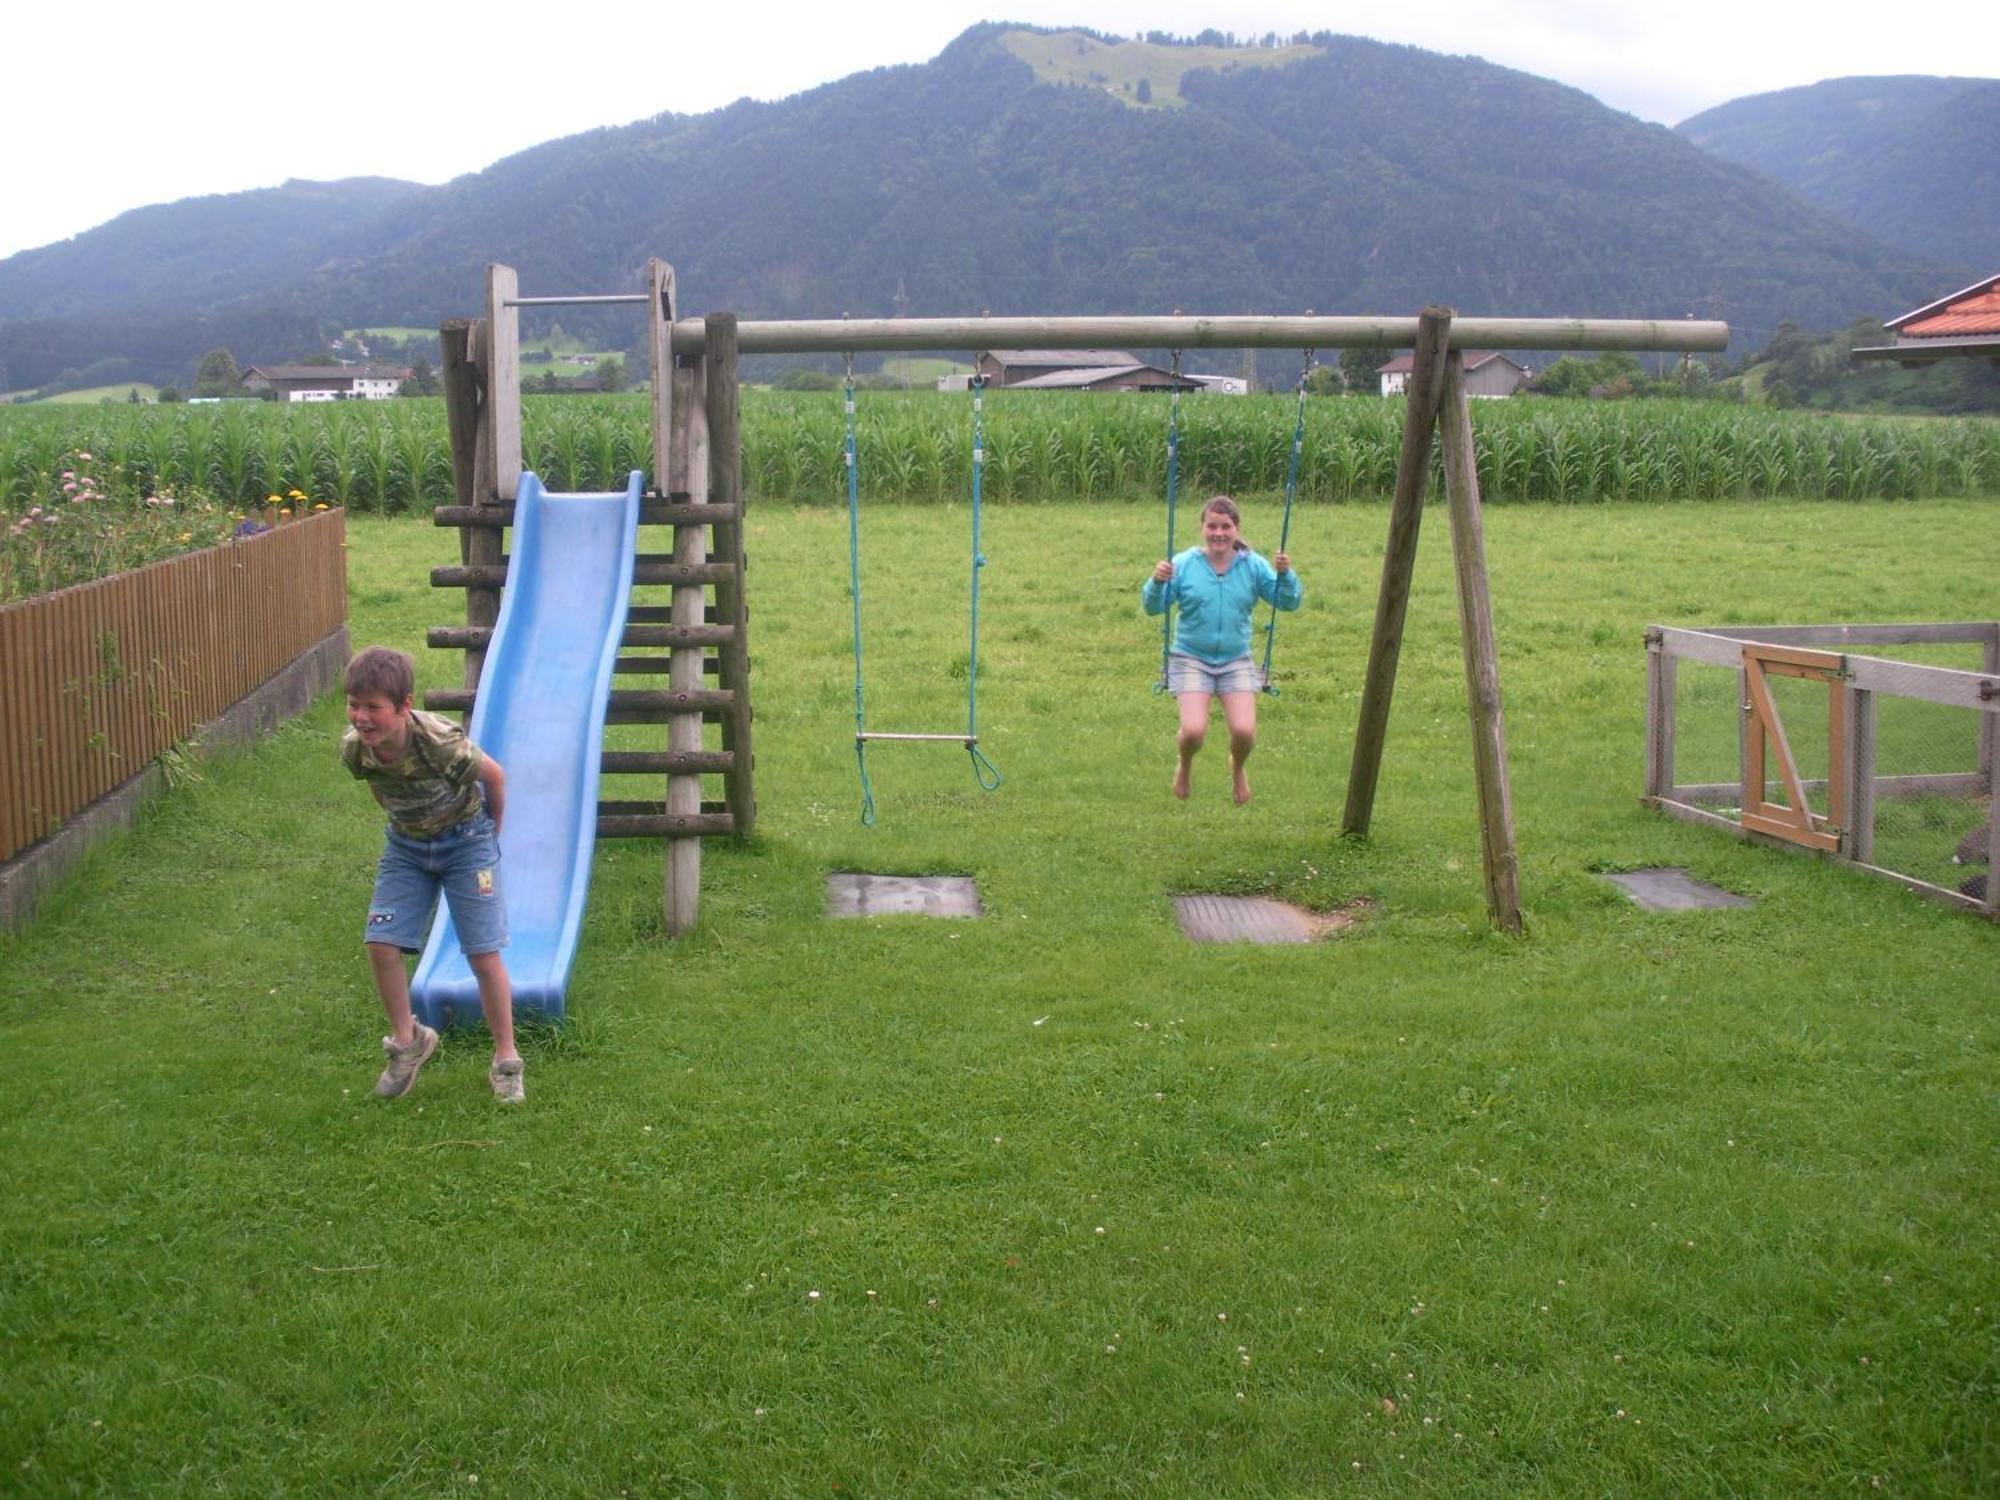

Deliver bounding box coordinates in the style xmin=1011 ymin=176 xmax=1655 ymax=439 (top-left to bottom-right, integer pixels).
xmin=2 ymin=496 xmax=1996 ymax=1495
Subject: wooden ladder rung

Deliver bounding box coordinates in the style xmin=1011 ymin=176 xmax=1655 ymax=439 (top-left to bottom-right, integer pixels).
xmin=433 ymin=501 xmax=743 ymax=529
xmin=429 ymin=623 xmax=733 ymax=650
xmin=424 ymin=687 xmax=735 ymax=715
xmin=433 ymin=561 xmax=736 ymax=588
xmin=597 ymin=811 xmax=735 ymax=839
xmin=602 ymin=749 xmax=735 ymax=775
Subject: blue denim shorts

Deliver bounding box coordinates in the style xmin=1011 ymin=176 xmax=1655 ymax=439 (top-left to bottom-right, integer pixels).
xmin=364 ymin=812 xmax=508 ymax=956
xmin=1167 ymin=651 xmax=1263 ymax=696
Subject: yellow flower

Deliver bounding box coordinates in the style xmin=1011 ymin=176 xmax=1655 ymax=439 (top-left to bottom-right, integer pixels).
xmin=266 ymin=494 xmax=282 ymax=504
xmin=314 ymin=503 xmax=329 ymax=511
xmin=288 ymin=489 xmax=306 ymax=500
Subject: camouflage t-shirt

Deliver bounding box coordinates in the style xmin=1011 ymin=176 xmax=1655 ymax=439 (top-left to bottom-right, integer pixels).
xmin=341 ymin=709 xmax=485 ymax=837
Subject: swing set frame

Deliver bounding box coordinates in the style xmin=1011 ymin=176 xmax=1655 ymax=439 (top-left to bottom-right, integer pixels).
xmin=448 ymin=265 xmax=1726 ymax=934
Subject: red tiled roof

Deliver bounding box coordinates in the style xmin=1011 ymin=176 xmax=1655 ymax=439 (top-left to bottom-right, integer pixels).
xmin=1885 ymin=273 xmax=2000 ymax=336
xmin=1901 ymin=286 xmax=2000 ymax=338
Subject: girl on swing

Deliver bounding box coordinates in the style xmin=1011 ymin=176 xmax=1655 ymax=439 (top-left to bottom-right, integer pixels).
xmin=1143 ymin=496 xmax=1302 ymax=805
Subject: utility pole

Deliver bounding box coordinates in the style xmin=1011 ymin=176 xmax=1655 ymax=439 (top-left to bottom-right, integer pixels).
xmin=893 ymin=274 xmax=910 ymax=387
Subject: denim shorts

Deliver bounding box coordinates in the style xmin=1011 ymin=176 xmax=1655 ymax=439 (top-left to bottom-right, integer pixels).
xmin=1167 ymin=651 xmax=1263 ymax=696
xmin=364 ymin=811 xmax=508 ymax=956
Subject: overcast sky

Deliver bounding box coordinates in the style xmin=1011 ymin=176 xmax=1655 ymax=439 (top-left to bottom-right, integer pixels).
xmin=4 ymin=0 xmax=1992 ymax=259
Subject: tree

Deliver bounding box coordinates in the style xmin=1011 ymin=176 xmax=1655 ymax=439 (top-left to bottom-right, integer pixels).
xmin=192 ymin=348 xmax=243 ymax=398
xmin=1338 ymin=347 xmax=1388 ymax=394
xmin=1136 ymin=78 xmax=1152 ymax=104
xmin=594 ymin=356 xmax=627 ymax=394
xmin=402 ymin=356 xmax=439 ymax=397
xmin=127 ymin=387 xmax=142 ymax=404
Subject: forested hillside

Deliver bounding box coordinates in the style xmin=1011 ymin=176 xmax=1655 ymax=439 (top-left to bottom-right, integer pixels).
xmin=0 ymin=26 xmax=1953 ymax=390
xmin=1678 ymin=76 xmax=2000 ymax=273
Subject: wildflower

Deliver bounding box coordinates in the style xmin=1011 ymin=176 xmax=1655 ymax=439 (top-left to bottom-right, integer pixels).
xmin=288 ymin=488 xmax=306 ymax=500
xmin=77 ymin=452 xmax=91 ymax=461
xmin=63 ymin=481 xmax=78 ymax=494
xmin=267 ymin=494 xmax=282 ymax=505
xmin=314 ymin=502 xmax=329 ymax=511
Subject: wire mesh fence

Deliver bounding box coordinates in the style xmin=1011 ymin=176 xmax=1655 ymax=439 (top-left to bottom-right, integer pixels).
xmin=1645 ymin=623 xmax=1997 ymax=917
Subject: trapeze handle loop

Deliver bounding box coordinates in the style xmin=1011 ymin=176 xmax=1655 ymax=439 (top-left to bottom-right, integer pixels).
xmin=968 ymin=740 xmax=1003 ymax=792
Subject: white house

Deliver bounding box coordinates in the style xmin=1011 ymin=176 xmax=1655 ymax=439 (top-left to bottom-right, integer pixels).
xmin=241 ymin=364 xmax=413 ymax=402
xmin=1377 ymin=351 xmax=1531 ymax=398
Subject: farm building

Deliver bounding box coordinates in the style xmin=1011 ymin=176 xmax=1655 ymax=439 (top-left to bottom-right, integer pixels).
xmin=967 ymin=349 xmax=1202 ymax=392
xmin=1377 ymin=350 xmax=1530 ymax=398
xmin=241 ymin=364 xmax=414 ymax=402
xmin=1852 ymin=272 xmax=2000 ymax=367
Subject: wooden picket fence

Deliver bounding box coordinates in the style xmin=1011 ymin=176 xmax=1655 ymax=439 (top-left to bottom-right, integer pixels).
xmin=0 ymin=509 xmax=347 ymax=864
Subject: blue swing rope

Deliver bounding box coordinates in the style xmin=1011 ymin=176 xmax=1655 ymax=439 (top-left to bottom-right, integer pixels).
xmin=844 ymin=358 xmax=1001 ymax=825
xmin=965 ymin=376 xmax=1003 ymax=791
xmin=1154 ymin=348 xmax=1184 ymax=694
xmin=1258 ymin=348 xmax=1313 ymax=696
xmin=843 ymin=354 xmax=876 ymax=825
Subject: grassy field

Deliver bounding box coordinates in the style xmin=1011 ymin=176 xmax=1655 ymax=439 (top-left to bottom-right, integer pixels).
xmin=1000 ymin=30 xmax=1320 ymax=109
xmin=4 ymin=383 xmax=160 ymax=406
xmin=2 ymin=498 xmax=1996 ymax=1495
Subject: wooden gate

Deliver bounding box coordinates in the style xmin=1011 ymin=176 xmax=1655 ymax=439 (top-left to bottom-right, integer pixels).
xmin=1740 ymin=643 xmax=1847 ymax=852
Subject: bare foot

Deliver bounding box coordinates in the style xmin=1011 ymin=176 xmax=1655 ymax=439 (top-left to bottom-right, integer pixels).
xmin=1232 ymin=766 xmax=1252 ymax=806
xmin=1172 ymin=765 xmax=1191 ymax=800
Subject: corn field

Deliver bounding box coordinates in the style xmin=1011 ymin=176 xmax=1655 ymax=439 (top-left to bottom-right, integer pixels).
xmin=3 ymin=393 xmax=1997 ymax=512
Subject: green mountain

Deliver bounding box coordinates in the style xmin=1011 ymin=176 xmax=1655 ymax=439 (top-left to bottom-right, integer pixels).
xmin=0 ymin=27 xmax=1953 ymax=389
xmin=1677 ymin=76 xmax=2000 ymax=273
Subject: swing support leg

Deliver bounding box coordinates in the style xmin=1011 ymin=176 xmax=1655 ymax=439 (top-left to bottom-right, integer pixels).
xmin=1341 ymin=306 xmax=1522 ymax=935
xmin=1344 ymin=307 xmax=1453 ymax=837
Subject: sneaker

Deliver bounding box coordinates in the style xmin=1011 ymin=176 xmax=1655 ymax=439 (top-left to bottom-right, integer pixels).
xmin=374 ymin=1023 xmax=439 ymax=1099
xmin=490 ymin=1057 xmax=526 ymax=1104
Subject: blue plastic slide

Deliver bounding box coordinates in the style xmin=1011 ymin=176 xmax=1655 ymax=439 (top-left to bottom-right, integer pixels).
xmin=411 ymin=471 xmax=642 ymax=1027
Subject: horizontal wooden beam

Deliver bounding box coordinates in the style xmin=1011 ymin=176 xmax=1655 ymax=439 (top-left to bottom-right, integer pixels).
xmin=598 ymin=812 xmax=735 ymax=838
xmin=432 ymin=562 xmax=736 ymax=588
xmin=601 ymin=750 xmax=735 ymax=774
xmin=429 ymin=624 xmax=733 ymax=651
xmin=598 ymin=799 xmax=728 ymax=817
xmin=424 ymin=687 xmax=735 ymax=715
xmin=661 ymin=313 xmax=1730 ymax=357
xmin=433 ymin=501 xmax=742 ymax=529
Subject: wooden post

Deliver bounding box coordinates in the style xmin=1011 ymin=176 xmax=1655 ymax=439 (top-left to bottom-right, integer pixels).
xmin=648 ymin=260 xmax=676 ymax=495
xmin=1981 ymin=624 xmax=1998 ymax=786
xmin=439 ymin=318 xmax=496 ymax=691
xmin=439 ymin=320 xmax=479 ymax=516
xmin=1437 ymin=351 xmax=1523 ymax=933
xmin=1343 ymin=306 xmax=1453 ymax=836
xmin=1846 ymin=686 xmax=1876 ymax=864
xmin=663 ymin=359 xmax=709 ymax=936
xmin=1643 ymin=627 xmax=1676 ymax=801
xmin=484 ymin=265 xmax=522 ymax=503
xmin=467 ymin=315 xmax=502 ymax=691
xmin=704 ymin=312 xmax=756 ymax=837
